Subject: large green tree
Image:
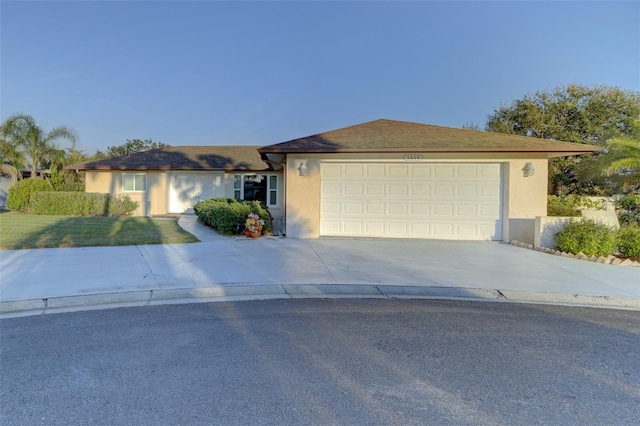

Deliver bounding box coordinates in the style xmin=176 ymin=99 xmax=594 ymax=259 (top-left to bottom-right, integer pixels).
xmin=485 ymin=84 xmax=640 ymax=195
xmin=0 ymin=113 xmax=77 ymax=178
xmin=94 ymin=138 xmax=169 ymax=159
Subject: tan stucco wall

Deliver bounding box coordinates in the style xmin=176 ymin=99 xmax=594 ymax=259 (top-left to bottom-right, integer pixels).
xmin=285 ymin=155 xmax=321 ymax=238
xmin=86 ymin=170 xmax=284 ymax=219
xmin=504 ymin=158 xmax=548 ymax=243
xmin=85 ymin=171 xmax=166 ymax=216
xmin=282 ymin=153 xmax=551 ymax=241
xmin=147 ymin=172 xmax=167 ymax=215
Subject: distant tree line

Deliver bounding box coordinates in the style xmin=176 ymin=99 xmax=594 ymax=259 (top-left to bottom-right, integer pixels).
xmin=94 ymin=139 xmax=169 ymax=160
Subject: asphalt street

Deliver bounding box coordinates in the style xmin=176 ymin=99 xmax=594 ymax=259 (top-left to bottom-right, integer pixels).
xmin=1 ymin=299 xmax=639 ymax=425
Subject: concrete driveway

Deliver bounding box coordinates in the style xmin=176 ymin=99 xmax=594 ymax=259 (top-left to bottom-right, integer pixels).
xmin=1 ymin=216 xmax=638 ymax=315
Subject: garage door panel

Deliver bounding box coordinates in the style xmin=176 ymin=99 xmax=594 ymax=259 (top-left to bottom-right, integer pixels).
xmin=434 ymin=185 xmax=454 ymax=196
xmin=366 ymin=165 xmax=386 ymax=177
xmin=387 ymin=222 xmax=408 ymax=234
xmin=411 ymin=166 xmax=431 ymax=178
xmin=456 ymin=224 xmax=478 ymax=236
xmin=481 ymin=184 xmax=501 ymax=197
xmin=410 ymin=204 xmax=430 ymax=215
xmin=457 ymin=185 xmax=477 ymax=196
xmin=344 ymin=203 xmax=363 ymax=214
xmin=366 ymin=184 xmax=385 ymax=196
xmin=321 ymin=221 xmax=341 ymax=234
xmin=322 ymin=202 xmax=341 ymax=214
xmin=433 ymin=223 xmax=454 ymax=236
xmin=480 ymin=205 xmax=500 ymax=217
xmin=388 ymin=203 xmax=408 ymax=215
xmin=388 ymin=184 xmax=408 ymax=196
xmin=345 ymin=165 xmax=365 ymax=177
xmin=410 ymin=223 xmax=430 ymax=234
xmin=344 ymin=184 xmax=363 ymax=195
xmin=366 ymin=222 xmax=385 ymax=234
xmin=456 ymin=205 xmax=477 ymax=216
xmin=411 ymin=184 xmax=430 ymax=196
xmin=320 ymin=163 xmax=503 ymax=240
xmin=457 ymin=165 xmax=480 ymax=177
xmin=482 ymin=166 xmax=501 ymax=178
xmin=366 ymin=203 xmax=385 ymax=215
xmin=434 ymin=165 xmax=455 ymax=178
xmin=322 ymin=164 xmax=342 ymax=177
xmin=344 ymin=221 xmax=363 ymax=233
xmin=389 ymin=165 xmax=409 ymax=177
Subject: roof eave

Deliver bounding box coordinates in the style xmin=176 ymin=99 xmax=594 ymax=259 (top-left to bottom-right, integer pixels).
xmin=258 ymin=147 xmax=602 ymax=156
xmin=73 ymin=166 xmax=271 ymax=172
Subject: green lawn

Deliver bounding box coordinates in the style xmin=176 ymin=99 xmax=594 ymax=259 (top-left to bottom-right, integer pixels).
xmin=0 ymin=213 xmax=199 ymax=249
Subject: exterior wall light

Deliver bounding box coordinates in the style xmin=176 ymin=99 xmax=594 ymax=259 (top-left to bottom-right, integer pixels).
xmin=522 ymin=162 xmax=536 ymax=177
xmin=298 ymin=162 xmax=307 ymax=176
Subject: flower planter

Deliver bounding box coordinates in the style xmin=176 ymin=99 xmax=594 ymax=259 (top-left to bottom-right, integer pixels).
xmin=245 ymin=213 xmax=265 ymax=238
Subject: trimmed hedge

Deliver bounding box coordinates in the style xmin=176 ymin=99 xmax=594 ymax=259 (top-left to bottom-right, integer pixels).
xmin=29 ymin=192 xmax=138 ymax=216
xmin=193 ymin=198 xmax=272 ymax=235
xmin=554 ymin=220 xmax=617 ymax=257
xmin=7 ymin=178 xmax=52 ymax=211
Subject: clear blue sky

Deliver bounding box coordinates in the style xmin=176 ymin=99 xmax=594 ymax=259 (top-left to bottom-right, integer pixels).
xmin=2 ymin=1 xmax=639 ymax=154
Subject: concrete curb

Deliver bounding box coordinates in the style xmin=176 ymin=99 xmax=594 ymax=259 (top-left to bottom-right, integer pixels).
xmin=2 ymin=284 xmax=638 ymax=318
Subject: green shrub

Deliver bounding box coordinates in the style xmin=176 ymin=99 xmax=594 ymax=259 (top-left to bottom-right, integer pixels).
xmin=28 ymin=192 xmax=137 ymax=216
xmin=547 ymin=195 xmax=604 ymax=216
xmin=193 ymin=198 xmax=272 ymax=235
xmin=616 ymin=194 xmax=640 ymax=227
xmin=617 ymin=225 xmax=640 ymax=259
xmin=554 ymin=220 xmax=617 ymax=257
xmin=6 ymin=178 xmax=52 ymax=211
xmin=47 ymin=173 xmax=85 ymax=192
xmin=547 ymin=204 xmax=581 ymax=217
xmin=106 ymin=195 xmax=138 ymax=217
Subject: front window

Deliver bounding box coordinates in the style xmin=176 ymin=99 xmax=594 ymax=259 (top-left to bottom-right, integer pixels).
xmin=122 ymin=173 xmax=146 ymax=192
xmin=234 ymin=174 xmax=278 ymax=207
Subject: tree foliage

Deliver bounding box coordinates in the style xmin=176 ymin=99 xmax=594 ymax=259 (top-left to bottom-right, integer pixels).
xmin=485 ymin=84 xmax=640 ymax=195
xmin=0 ymin=113 xmax=77 ymax=177
xmin=94 ymin=139 xmax=169 ymax=159
xmin=486 ymin=84 xmax=640 ymax=144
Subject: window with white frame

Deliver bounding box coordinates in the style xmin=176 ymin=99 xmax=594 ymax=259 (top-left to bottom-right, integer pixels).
xmin=234 ymin=174 xmax=278 ymax=207
xmin=122 ymin=173 xmax=146 ymax=192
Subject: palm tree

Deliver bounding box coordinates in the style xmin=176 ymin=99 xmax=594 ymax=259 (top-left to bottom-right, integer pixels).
xmin=600 ymin=137 xmax=640 ymax=192
xmin=602 ymin=137 xmax=640 ymax=174
xmin=0 ymin=113 xmax=77 ymax=177
xmin=0 ymin=135 xmax=23 ymax=183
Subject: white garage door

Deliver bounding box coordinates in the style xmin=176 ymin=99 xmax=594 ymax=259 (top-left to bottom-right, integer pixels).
xmin=320 ymin=163 xmax=503 ymax=240
xmin=169 ymin=173 xmax=224 ymax=213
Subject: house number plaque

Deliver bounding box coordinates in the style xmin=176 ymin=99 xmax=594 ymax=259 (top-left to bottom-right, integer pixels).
xmin=403 ymin=154 xmax=423 ymax=161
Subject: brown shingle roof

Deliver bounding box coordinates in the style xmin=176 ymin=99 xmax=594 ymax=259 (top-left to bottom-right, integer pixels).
xmin=258 ymin=119 xmax=601 ymax=157
xmin=68 ymin=146 xmax=269 ymax=171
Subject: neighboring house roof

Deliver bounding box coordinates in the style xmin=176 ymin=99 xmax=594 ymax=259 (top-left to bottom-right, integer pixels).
xmin=258 ymin=119 xmax=602 ymax=158
xmin=67 ymin=146 xmax=269 ymax=171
